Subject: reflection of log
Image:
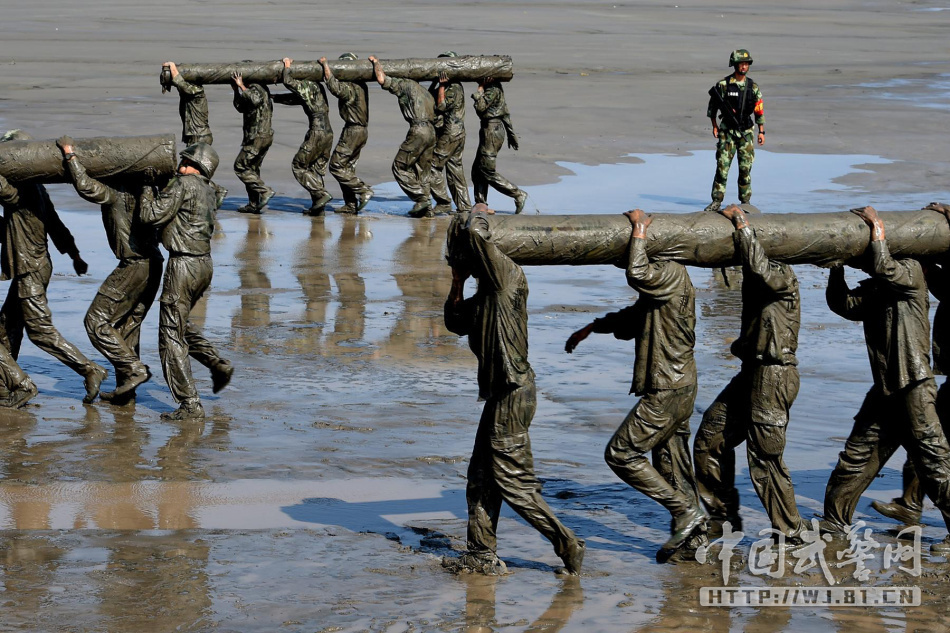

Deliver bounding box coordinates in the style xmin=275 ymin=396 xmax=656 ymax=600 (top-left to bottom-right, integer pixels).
xmin=0 ymin=135 xmax=177 ymax=184
xmin=451 ymin=211 xmax=950 ymax=268
xmin=160 ymin=55 xmax=513 ymax=87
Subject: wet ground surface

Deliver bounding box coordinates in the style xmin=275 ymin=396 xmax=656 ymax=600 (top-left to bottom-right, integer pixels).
xmin=0 ymin=151 xmax=948 ymax=631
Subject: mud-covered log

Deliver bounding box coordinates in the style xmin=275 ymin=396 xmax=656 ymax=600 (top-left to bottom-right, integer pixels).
xmin=0 ymin=135 xmax=177 ymax=184
xmin=160 ymin=55 xmax=513 ymax=87
xmin=453 ymin=211 xmax=950 ymax=268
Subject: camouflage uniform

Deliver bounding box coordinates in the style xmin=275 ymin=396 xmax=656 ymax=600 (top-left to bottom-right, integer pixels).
xmin=472 ymin=83 xmax=524 ymax=208
xmin=326 ymin=73 xmax=371 ymax=212
xmin=232 ymin=84 xmax=274 ymax=211
xmin=429 ymin=79 xmax=471 ymax=213
xmin=707 ymin=76 xmax=764 ymax=205
xmin=171 ymin=73 xmax=213 ymax=145
xmin=382 ymin=76 xmax=436 ymax=207
xmin=280 ymin=67 xmax=334 ymax=213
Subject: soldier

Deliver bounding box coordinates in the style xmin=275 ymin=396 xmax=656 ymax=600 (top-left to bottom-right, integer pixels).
xmin=704 ymin=49 xmax=765 ymax=213
xmin=429 ymin=52 xmax=472 ymax=215
xmin=58 ymin=136 xmax=163 ymax=404
xmin=321 ymin=54 xmax=372 ymax=215
xmin=693 ymin=205 xmax=807 ymax=542
xmin=822 ymin=205 xmax=950 ymax=554
xmin=566 ymin=208 xmax=706 ymax=562
xmin=278 ymin=57 xmax=334 ymax=216
xmin=231 ymin=72 xmax=275 ymax=214
xmin=471 ymin=77 xmax=527 ymax=214
xmin=368 ymin=55 xmax=437 ymax=218
xmin=0 ymin=130 xmax=107 ymax=404
xmin=139 ymin=143 xmax=234 ymax=421
xmin=444 ymin=204 xmax=585 ymax=575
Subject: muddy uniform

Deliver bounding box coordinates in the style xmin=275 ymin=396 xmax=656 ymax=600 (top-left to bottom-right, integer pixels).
xmin=326 ymin=74 xmax=370 ymax=210
xmin=171 ymin=73 xmax=213 ymax=145
xmin=382 ymin=76 xmax=436 ymax=206
xmin=65 ymin=158 xmax=162 ymax=385
xmin=707 ymin=76 xmax=763 ymax=205
xmin=429 ymin=80 xmax=471 ymax=212
xmin=598 ymin=235 xmax=703 ymax=534
xmin=472 ymin=83 xmax=523 ymax=206
xmin=823 ymin=243 xmax=950 ymax=531
xmin=140 ymin=173 xmax=230 ymax=410
xmin=233 ymin=84 xmax=274 ymax=210
xmin=444 ymin=215 xmax=581 ymax=567
xmin=693 ymin=226 xmax=805 ymax=538
xmin=281 ymin=68 xmax=334 ymax=210
xmin=0 ymin=176 xmax=102 ymax=385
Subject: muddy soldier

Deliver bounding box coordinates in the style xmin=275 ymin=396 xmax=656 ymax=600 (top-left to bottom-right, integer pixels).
xmin=59 ymin=136 xmax=163 ymax=404
xmin=566 ymin=209 xmax=706 ymax=562
xmin=321 ymin=54 xmax=372 ymax=215
xmin=231 ymin=72 xmax=275 ymax=214
xmin=0 ymin=131 xmax=107 ymax=404
xmin=704 ymin=49 xmax=765 ymax=213
xmin=472 ymin=77 xmax=527 ymax=214
xmin=428 ymin=52 xmax=472 ymax=215
xmin=444 ymin=205 xmax=585 ymax=576
xmin=693 ymin=204 xmax=807 ymax=542
xmin=822 ymin=205 xmax=950 ymax=553
xmin=140 ymin=143 xmax=233 ymax=421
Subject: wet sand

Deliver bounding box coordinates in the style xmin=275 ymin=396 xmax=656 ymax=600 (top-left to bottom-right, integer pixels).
xmin=1 ymin=1 xmax=950 ymax=632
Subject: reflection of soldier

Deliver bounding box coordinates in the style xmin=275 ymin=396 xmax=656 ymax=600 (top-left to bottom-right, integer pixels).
xmin=0 ymin=131 xmax=106 ymax=404
xmin=232 ymin=216 xmax=272 ymax=341
xmin=566 ymin=209 xmax=706 ymax=562
xmin=140 ymin=143 xmax=233 ymax=421
xmin=704 ymin=49 xmax=765 ymax=213
xmin=822 ymin=205 xmax=950 ymax=554
xmin=444 ymin=207 xmax=585 ymax=575
xmin=369 ymin=55 xmax=436 ymax=218
xmin=231 ymin=72 xmax=275 ymax=214
xmin=322 ymin=54 xmax=372 ymax=215
xmin=472 ymin=78 xmax=527 ymax=214
xmin=461 ymin=573 xmax=584 ymax=632
xmin=694 ymin=205 xmax=806 ymax=541
xmin=279 ymin=57 xmax=334 ymax=216
xmin=429 ymin=52 xmax=472 ymax=215
xmin=331 ymin=219 xmax=367 ymax=344
xmin=59 ymin=137 xmax=163 ymax=404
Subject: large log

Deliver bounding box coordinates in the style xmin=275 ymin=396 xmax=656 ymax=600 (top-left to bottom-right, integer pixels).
xmin=0 ymin=135 xmax=177 ymax=184
xmin=451 ymin=211 xmax=950 ymax=268
xmin=160 ymin=55 xmax=513 ymax=88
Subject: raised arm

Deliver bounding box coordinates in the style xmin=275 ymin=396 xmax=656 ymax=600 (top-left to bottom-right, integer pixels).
xmin=58 ymin=136 xmax=117 ymax=206
xmin=166 ymin=62 xmax=204 ymax=97
xmin=852 ymin=205 xmax=919 ymax=294
xmin=826 ymin=265 xmax=866 ymax=321
xmin=624 ymin=209 xmax=685 ymax=302
xmin=140 ymin=176 xmax=185 ymax=226
xmin=0 ymin=174 xmax=20 ymax=207
xmin=721 ymin=204 xmax=794 ymax=295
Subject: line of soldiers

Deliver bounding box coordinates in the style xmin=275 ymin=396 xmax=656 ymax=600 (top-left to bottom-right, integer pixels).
xmin=163 ymin=53 xmax=528 ymax=219
xmin=444 ymin=201 xmax=950 ymax=574
xmin=0 ymin=133 xmax=232 ymax=421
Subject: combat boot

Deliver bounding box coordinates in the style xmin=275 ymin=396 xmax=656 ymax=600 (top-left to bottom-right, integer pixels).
xmin=307 ymin=192 xmax=333 ymax=216
xmin=657 ymin=504 xmax=707 ymax=563
xmin=0 ymin=378 xmax=37 ymax=409
xmin=334 ymin=202 xmax=358 ymax=215
xmin=557 ymin=538 xmax=586 ymax=575
xmin=871 ymin=498 xmax=922 ymax=525
xmin=258 ymin=187 xmax=276 ymax=211
xmin=211 ymin=361 xmax=234 ymax=394
xmin=109 ymin=363 xmax=151 ymax=400
xmin=408 ymin=201 xmax=433 ymax=218
xmin=356 ymin=188 xmax=373 ymax=212
xmin=514 ymin=190 xmax=528 ymax=214
xmin=432 ymin=203 xmax=453 ymax=216
xmin=442 ymin=550 xmax=508 ymax=575
xmin=161 ymin=400 xmax=205 ymax=421
xmin=704 ymin=199 xmax=722 ymax=213
xmin=82 ymin=363 xmax=108 ymax=404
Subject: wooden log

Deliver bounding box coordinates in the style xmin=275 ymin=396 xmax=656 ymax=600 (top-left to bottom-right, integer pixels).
xmin=0 ymin=134 xmax=177 ymax=184
xmin=160 ymin=55 xmax=513 ymax=87
xmin=450 ymin=211 xmax=950 ymax=268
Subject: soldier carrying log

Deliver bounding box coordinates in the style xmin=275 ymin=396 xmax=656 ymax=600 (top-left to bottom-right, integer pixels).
xmin=231 ymin=72 xmax=275 ymax=214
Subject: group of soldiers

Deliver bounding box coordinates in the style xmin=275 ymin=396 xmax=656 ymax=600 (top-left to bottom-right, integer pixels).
xmin=163 ymin=52 xmax=528 ymax=219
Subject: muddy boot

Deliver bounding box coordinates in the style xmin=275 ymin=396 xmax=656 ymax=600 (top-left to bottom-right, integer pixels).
xmin=334 ymin=202 xmax=358 ymax=215
xmin=237 ymin=203 xmax=262 ymax=215
xmin=657 ymin=505 xmax=707 ymax=563
xmin=871 ymin=498 xmax=922 ymax=525
xmin=557 ymin=538 xmax=586 ymax=575
xmin=704 ymin=199 xmax=722 ymax=213
xmin=408 ymin=200 xmax=433 ymax=218
xmin=442 ymin=550 xmax=508 ymax=575
xmin=307 ymin=192 xmax=333 ymax=216
xmin=82 ymin=363 xmax=108 ymax=404
xmin=161 ymin=400 xmax=205 ymax=422
xmin=258 ymin=187 xmax=276 ymax=211
xmin=514 ymin=190 xmax=528 ymax=214
xmin=0 ymin=378 xmax=38 ymax=409
xmin=432 ymin=203 xmax=453 ymax=216
xmin=356 ymin=188 xmax=373 ymax=212
xmin=211 ymin=361 xmax=234 ymax=394
xmin=707 ymin=514 xmax=743 ymax=539
xmin=110 ymin=363 xmax=151 ymax=401
xmin=666 ymin=529 xmax=710 ymax=564
xmin=931 ymin=535 xmax=950 ymax=555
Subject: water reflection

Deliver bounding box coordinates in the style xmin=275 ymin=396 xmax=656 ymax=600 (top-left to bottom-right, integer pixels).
xmin=461 ymin=574 xmax=584 ymax=633
xmin=233 ymin=216 xmax=273 ymax=347
xmin=330 ymin=217 xmax=369 ymax=346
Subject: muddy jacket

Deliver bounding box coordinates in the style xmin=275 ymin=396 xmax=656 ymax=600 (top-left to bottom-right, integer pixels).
xmin=430 ymin=81 xmax=465 ymax=137
xmin=473 ymin=83 xmax=510 ymax=121
xmin=282 ymin=68 xmax=331 ymax=129
xmin=0 ymin=176 xmax=78 ymax=280
xmin=65 ymin=159 xmax=160 ymax=262
xmin=827 ymin=241 xmax=932 ymax=395
xmin=139 ymin=173 xmax=216 ymax=256
xmin=927 ymin=262 xmax=950 ymax=375
xmin=233 ymin=84 xmax=274 ymax=145
xmin=444 ymin=215 xmax=533 ymax=400
xmin=326 ymin=74 xmax=369 ymax=127
xmin=730 ymin=226 xmax=799 ymax=366
xmin=172 ymin=73 xmax=212 ymax=142
xmin=382 ymin=77 xmax=434 ymax=124
xmin=591 ymin=236 xmax=696 ymax=395
xmin=707 ymin=75 xmax=764 ymax=133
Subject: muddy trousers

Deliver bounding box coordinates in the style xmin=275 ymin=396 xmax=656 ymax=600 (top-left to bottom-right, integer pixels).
xmin=604 ymin=384 xmax=701 ymax=523
xmin=392 ymin=122 xmax=436 ymax=204
xmin=823 ymin=380 xmax=950 ymax=531
xmin=0 ymin=263 xmax=94 ymax=379
xmin=466 ymin=381 xmax=578 ymax=560
xmin=158 ymin=254 xmax=228 ymax=405
xmin=234 ymin=133 xmax=274 ymax=207
xmin=472 ymin=118 xmax=521 ymax=204
xmin=693 ymin=364 xmax=805 ymax=537
xmin=292 ymin=122 xmax=334 ymax=202
xmin=888 ymin=380 xmax=950 ymax=512
xmin=328 ymin=124 xmax=370 ymax=206
xmin=84 ymin=257 xmax=162 ymax=379
xmin=182 ymin=132 xmax=213 ymax=146
xmin=711 ymin=128 xmax=755 ymax=204
xmin=430 ymin=130 xmax=471 ymax=211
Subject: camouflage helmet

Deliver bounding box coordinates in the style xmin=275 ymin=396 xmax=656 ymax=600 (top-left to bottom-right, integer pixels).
xmin=729 ymin=49 xmax=753 ymax=67
xmin=338 ymin=52 xmax=358 ymax=61
xmin=179 ymin=142 xmax=219 ymax=179
xmin=438 ymin=51 xmax=459 ymax=58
